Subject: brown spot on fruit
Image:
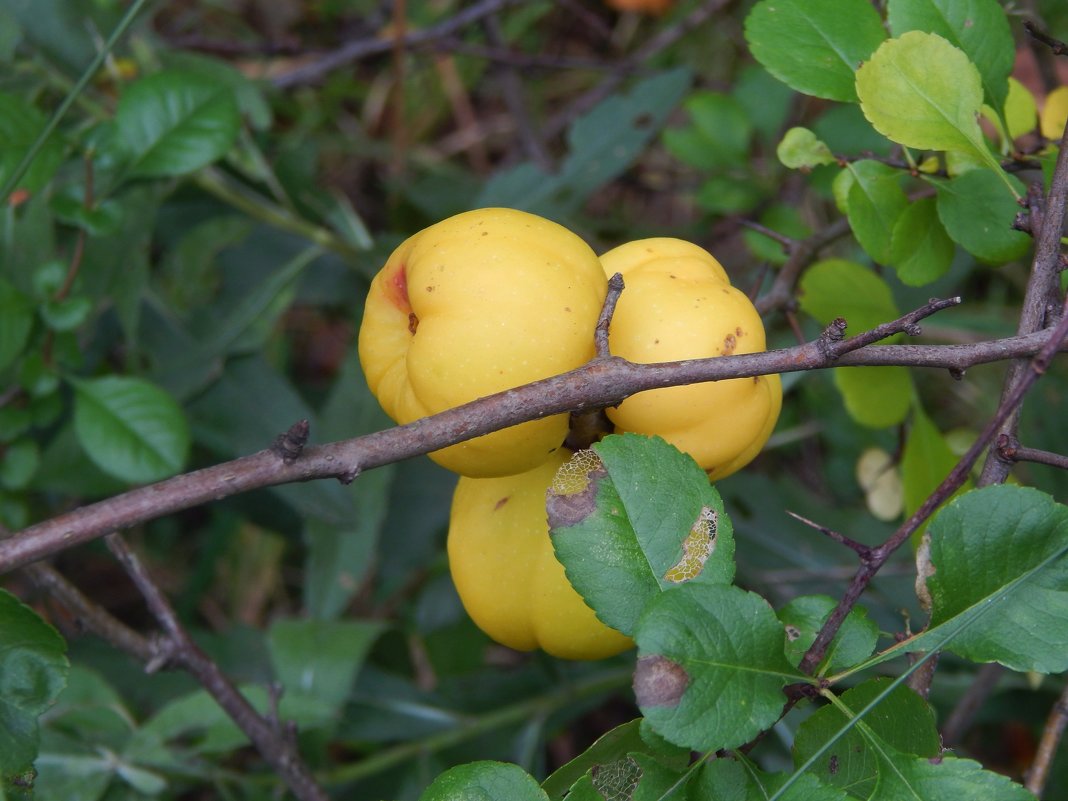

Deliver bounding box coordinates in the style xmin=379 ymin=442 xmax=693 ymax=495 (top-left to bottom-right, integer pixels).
xmin=723 ymin=333 xmax=737 ymax=355
xmin=633 ymin=654 xmax=689 ymax=707
xmin=493 ymin=496 xmax=510 ymax=511
xmin=408 ymin=313 xmax=419 ymax=334
xmin=736 ymin=326 xmax=743 ymax=337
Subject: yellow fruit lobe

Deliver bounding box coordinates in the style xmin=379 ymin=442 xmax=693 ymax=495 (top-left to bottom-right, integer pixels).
xmin=600 ymin=238 xmax=782 ymax=479
xmin=1041 ymin=85 xmax=1068 ymax=141
xmin=447 ymin=450 xmax=633 ymax=660
xmin=358 ymin=208 xmax=608 ymax=477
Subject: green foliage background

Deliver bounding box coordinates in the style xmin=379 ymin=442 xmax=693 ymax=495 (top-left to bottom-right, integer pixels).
xmin=1 ymin=0 xmax=1068 ymax=799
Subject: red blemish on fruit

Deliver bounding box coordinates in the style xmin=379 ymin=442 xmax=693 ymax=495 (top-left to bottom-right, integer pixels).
xmin=493 ymin=496 xmax=510 ymax=511
xmin=385 ymin=263 xmax=412 ymax=313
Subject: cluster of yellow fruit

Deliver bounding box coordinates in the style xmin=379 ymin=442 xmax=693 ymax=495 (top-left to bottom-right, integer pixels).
xmin=358 ymin=208 xmax=781 ymax=659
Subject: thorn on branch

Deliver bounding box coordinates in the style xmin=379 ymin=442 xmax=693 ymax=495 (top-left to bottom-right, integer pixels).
xmin=1013 ymin=212 xmax=1033 ymax=235
xmin=272 ymin=419 xmax=310 ymax=464
xmin=594 ymin=272 xmax=625 ymax=359
xmin=786 ymin=510 xmax=874 ymax=563
xmin=818 ymin=318 xmax=848 ymax=358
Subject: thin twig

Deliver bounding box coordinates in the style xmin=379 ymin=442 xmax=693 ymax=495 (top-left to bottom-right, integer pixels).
xmin=1024 ymin=19 xmax=1068 ymax=57
xmin=3 ymin=301 xmax=1065 ymax=574
xmin=595 ymin=273 xmax=625 ymax=358
xmin=997 ymin=434 xmax=1068 ymax=472
xmin=1026 ymin=678 xmax=1068 ymax=797
xmin=104 ymin=535 xmax=330 ymax=801
xmin=785 ymin=511 xmax=873 ymax=560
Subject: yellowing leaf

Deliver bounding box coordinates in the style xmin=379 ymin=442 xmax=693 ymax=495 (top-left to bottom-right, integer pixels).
xmin=1004 ymin=77 xmax=1038 ymax=140
xmin=1041 ymin=85 xmax=1068 ymax=141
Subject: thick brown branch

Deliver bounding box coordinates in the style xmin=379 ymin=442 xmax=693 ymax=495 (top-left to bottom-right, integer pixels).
xmin=1 ymin=304 xmax=1063 ymax=574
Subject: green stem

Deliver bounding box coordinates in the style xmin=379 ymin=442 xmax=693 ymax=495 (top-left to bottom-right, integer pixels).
xmin=0 ymin=0 xmax=151 ymax=204
xmin=322 ymin=668 xmax=632 ymax=786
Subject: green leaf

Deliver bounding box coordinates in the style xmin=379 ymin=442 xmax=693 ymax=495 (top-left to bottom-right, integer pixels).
xmin=419 ymin=761 xmax=549 ymax=801
xmin=778 ymin=595 xmax=879 ymax=675
xmin=887 ymin=0 xmax=1014 ymax=114
xmin=0 ymin=439 xmax=39 ymax=490
xmin=856 ymin=31 xmax=989 ymax=158
xmin=932 ymin=169 xmax=1032 ymax=263
xmin=889 ymin=196 xmax=956 ymax=286
xmin=663 ymin=91 xmax=752 ymax=170
xmin=1002 ymin=77 xmax=1039 ymax=141
xmin=0 ymin=589 xmax=69 ymax=775
xmin=923 ymin=485 xmax=1068 ymax=673
xmin=792 ymin=678 xmax=941 ymax=796
xmin=115 ymin=70 xmax=240 ymax=179
xmin=267 ymin=619 xmax=382 ymax=716
xmin=0 ymin=279 xmax=35 ymax=371
xmin=844 ymin=160 xmax=909 ymax=265
xmin=777 ymin=127 xmax=836 ymax=170
xmin=541 ymin=719 xmax=689 ymax=799
xmin=39 ymin=297 xmax=92 ymax=332
xmin=832 ymin=367 xmax=913 ymax=428
xmin=798 ymin=259 xmax=900 ymax=334
xmin=901 ymin=403 xmax=966 ymax=534
xmin=744 ymin=0 xmax=886 ymax=102
xmin=72 ymin=376 xmax=191 ymax=484
xmin=693 ymin=758 xmax=849 ymax=801
xmin=547 ymin=434 xmax=736 ymax=637
xmin=867 ymin=751 xmax=1034 ymax=801
xmin=477 ymin=69 xmax=690 ymax=215
xmin=633 ymin=584 xmax=805 ymax=751
xmin=0 ymin=92 xmax=64 ymax=194
xmin=562 ymin=751 xmax=687 ymax=801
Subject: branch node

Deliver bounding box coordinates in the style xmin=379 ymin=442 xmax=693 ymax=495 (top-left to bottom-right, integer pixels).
xmin=272 ymin=419 xmax=310 ymax=464
xmin=948 ymin=367 xmax=966 ymax=381
xmin=996 ymin=433 xmax=1019 ymax=463
xmin=818 ymin=318 xmax=848 ymax=358
xmin=1013 ymin=212 xmax=1033 ymax=235
xmin=338 ymin=466 xmax=361 ymax=485
xmin=904 ymin=323 xmax=922 ymax=337
xmin=594 ymin=272 xmax=625 ymax=359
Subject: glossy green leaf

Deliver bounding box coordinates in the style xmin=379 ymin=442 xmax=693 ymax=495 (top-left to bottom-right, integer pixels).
xmin=933 ymin=169 xmax=1032 ymax=263
xmin=833 ymin=367 xmax=913 ymax=428
xmin=0 ymin=589 xmax=69 ymax=774
xmin=419 ymin=761 xmax=549 ymax=801
xmin=633 ymin=584 xmax=805 ymax=751
xmin=547 ymin=434 xmax=736 ymax=637
xmin=0 ymin=279 xmax=35 ymax=371
xmin=663 ymin=91 xmax=752 ymax=169
xmin=745 ymin=0 xmax=886 ymax=102
xmin=0 ymin=92 xmax=64 ymax=194
xmin=844 ymin=160 xmax=909 ymax=265
xmin=267 ymin=619 xmax=382 ymax=716
xmin=923 ymin=485 xmax=1068 ymax=673
xmin=887 ymin=0 xmax=1014 ymax=114
xmin=778 ymin=595 xmax=879 ymax=675
xmin=115 ymin=70 xmax=240 ymax=178
xmin=793 ymin=678 xmax=940 ymax=796
xmin=777 ymin=127 xmax=836 ymax=170
xmin=856 ymin=32 xmax=992 ymax=165
xmin=889 ymin=196 xmax=956 ymax=286
xmin=72 ymin=376 xmax=191 ymax=484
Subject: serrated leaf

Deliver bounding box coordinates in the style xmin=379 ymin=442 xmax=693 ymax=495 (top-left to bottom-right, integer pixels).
xmin=889 ymin=196 xmax=956 ymax=286
xmin=745 ymin=0 xmax=886 ymax=102
xmin=633 ymin=584 xmax=806 ymax=751
xmin=267 ymin=619 xmax=381 ymax=717
xmin=547 ymin=434 xmax=736 ymax=637
xmin=867 ymin=746 xmax=1034 ymax=801
xmin=832 ymin=367 xmax=913 ymax=429
xmin=921 ymin=485 xmax=1068 ymax=673
xmin=542 ymin=719 xmax=689 ymax=799
xmin=856 ymin=32 xmax=988 ymax=157
xmin=932 ymin=169 xmax=1031 ymax=263
xmin=844 ymin=160 xmax=909 ymax=265
xmin=72 ymin=376 xmax=190 ymax=484
xmin=115 ymin=70 xmax=240 ymax=179
xmin=778 ymin=595 xmax=879 ymax=675
xmin=793 ymin=678 xmax=940 ymax=796
xmin=0 ymin=279 xmax=35 ymax=370
xmin=0 ymin=92 xmax=64 ymax=194
xmin=887 ymin=0 xmax=1014 ymax=115
xmin=0 ymin=589 xmax=69 ymax=774
xmin=419 ymin=761 xmax=549 ymax=801
xmin=777 ymin=127 xmax=836 ymax=169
